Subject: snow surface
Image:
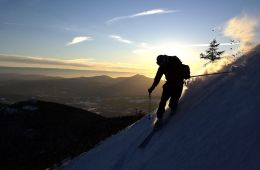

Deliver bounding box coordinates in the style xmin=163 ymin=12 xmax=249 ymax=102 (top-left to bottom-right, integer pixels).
xmin=62 ymin=48 xmax=260 ymax=170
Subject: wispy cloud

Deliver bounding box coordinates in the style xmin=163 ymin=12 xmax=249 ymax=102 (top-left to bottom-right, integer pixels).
xmin=0 ymin=54 xmax=145 ymax=73
xmin=132 ymin=41 xmax=239 ymax=55
xmin=0 ymin=54 xmax=92 ymax=67
xmin=107 ymin=9 xmax=179 ymax=24
xmin=184 ymin=43 xmax=240 ymax=47
xmin=67 ymin=36 xmax=92 ymax=45
xmin=3 ymin=22 xmax=17 ymax=25
xmin=109 ymin=35 xmax=133 ymax=44
xmin=224 ymin=14 xmax=259 ymax=50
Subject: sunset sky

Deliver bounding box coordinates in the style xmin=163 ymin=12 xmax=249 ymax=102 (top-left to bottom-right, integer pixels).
xmin=0 ymin=0 xmax=259 ymax=77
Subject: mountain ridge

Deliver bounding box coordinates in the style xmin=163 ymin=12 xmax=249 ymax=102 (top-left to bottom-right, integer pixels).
xmin=0 ymin=74 xmax=163 ymax=98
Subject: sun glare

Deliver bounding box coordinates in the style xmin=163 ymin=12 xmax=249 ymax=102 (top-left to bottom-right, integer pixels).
xmin=132 ymin=41 xmax=205 ymax=78
xmin=153 ymin=42 xmax=203 ymax=74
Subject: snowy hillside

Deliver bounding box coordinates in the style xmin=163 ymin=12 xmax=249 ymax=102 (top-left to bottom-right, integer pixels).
xmin=62 ymin=46 xmax=260 ymax=170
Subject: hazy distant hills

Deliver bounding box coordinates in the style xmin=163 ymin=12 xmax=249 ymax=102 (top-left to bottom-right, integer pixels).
xmin=102 ymin=74 xmax=159 ymax=96
xmin=0 ymin=73 xmax=164 ymax=99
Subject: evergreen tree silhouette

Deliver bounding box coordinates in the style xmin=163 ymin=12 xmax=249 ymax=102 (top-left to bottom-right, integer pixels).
xmin=200 ymin=39 xmax=225 ymax=62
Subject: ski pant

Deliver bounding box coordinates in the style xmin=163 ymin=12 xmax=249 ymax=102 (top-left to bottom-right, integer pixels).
xmin=156 ymin=82 xmax=183 ymax=119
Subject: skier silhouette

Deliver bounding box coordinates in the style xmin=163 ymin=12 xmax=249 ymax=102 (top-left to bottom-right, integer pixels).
xmin=148 ymin=55 xmax=185 ymax=123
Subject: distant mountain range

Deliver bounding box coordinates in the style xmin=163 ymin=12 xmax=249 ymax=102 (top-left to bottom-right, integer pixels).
xmin=0 ymin=73 xmax=164 ymax=99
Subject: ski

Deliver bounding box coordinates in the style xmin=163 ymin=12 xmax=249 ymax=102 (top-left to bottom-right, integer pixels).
xmin=138 ymin=110 xmax=175 ymax=149
xmin=138 ymin=122 xmax=162 ymax=148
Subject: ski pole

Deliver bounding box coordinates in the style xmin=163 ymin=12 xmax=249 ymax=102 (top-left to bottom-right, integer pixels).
xmin=148 ymin=93 xmax=151 ymax=113
xmin=190 ymin=71 xmax=232 ymax=78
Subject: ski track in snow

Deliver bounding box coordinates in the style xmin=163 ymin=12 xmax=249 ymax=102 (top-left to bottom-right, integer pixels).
xmin=62 ymin=47 xmax=260 ymax=170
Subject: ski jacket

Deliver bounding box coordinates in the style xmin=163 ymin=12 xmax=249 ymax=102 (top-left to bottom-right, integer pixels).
xmin=151 ymin=62 xmax=184 ymax=90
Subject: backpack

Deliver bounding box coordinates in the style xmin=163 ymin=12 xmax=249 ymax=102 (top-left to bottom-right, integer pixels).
xmin=159 ymin=55 xmax=190 ymax=80
xmin=182 ymin=64 xmax=190 ymax=80
xmin=166 ymin=56 xmax=190 ymax=80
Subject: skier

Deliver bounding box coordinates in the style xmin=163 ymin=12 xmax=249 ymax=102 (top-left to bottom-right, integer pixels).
xmin=148 ymin=55 xmax=187 ymax=124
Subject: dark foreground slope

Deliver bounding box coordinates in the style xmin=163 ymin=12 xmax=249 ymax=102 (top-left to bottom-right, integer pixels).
xmin=0 ymin=100 xmax=142 ymax=170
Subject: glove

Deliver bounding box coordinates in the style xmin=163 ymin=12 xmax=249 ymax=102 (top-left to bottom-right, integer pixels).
xmin=148 ymin=87 xmax=153 ymax=94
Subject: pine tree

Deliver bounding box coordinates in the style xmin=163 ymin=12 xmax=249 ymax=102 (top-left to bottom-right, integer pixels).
xmin=200 ymin=39 xmax=225 ymax=62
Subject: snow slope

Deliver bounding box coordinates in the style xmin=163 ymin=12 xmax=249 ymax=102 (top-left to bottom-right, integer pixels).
xmin=62 ymin=46 xmax=260 ymax=170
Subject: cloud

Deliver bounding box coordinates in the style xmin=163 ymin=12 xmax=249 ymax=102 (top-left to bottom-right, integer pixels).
xmin=0 ymin=54 xmax=145 ymax=73
xmin=224 ymin=14 xmax=259 ymax=50
xmin=132 ymin=42 xmax=239 ymax=55
xmin=67 ymin=36 xmax=92 ymax=45
xmin=3 ymin=22 xmax=17 ymax=25
xmin=0 ymin=54 xmax=92 ymax=67
xmin=184 ymin=43 xmax=240 ymax=47
xmin=109 ymin=35 xmax=133 ymax=44
xmin=107 ymin=9 xmax=179 ymax=24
